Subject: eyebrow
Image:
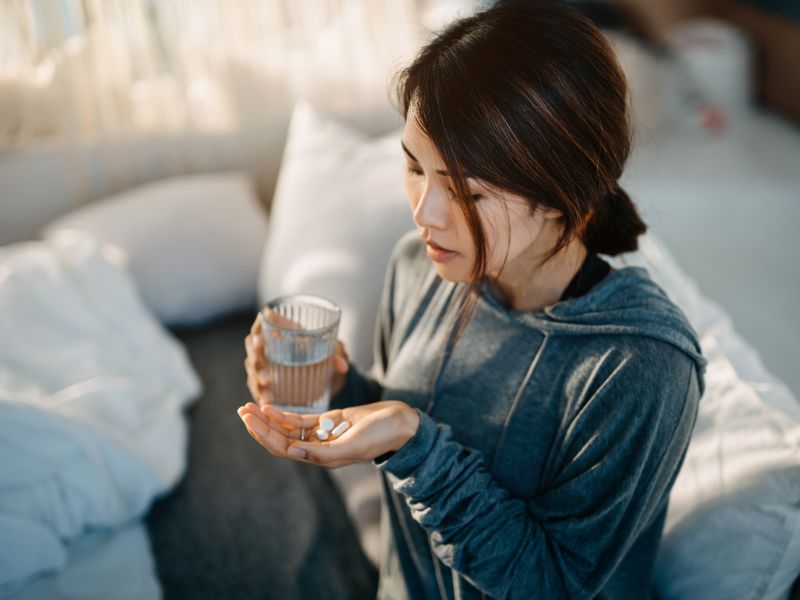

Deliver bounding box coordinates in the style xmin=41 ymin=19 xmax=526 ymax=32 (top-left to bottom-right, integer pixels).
xmin=401 ymin=140 xmax=450 ymax=176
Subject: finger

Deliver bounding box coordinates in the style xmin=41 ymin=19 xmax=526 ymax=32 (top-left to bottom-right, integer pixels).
xmin=262 ymin=308 xmax=303 ymax=330
xmin=243 ymin=351 xmax=270 ymax=390
xmin=248 ymin=333 xmax=264 ymax=353
xmin=246 ymin=372 xmax=259 ymax=403
xmin=239 ymin=402 xmax=275 ymax=421
xmin=245 ymin=368 xmax=272 ymax=405
xmin=242 ymin=402 xmax=298 ymax=434
xmin=253 ymin=336 xmax=264 ymax=356
xmin=240 ymin=413 xmax=319 ymax=464
xmin=250 ymin=315 xmax=262 ymax=335
xmin=335 ymin=354 xmax=349 ymax=373
xmin=260 ymin=404 xmax=331 ymax=430
xmin=245 ymin=354 xmax=269 ymax=389
xmin=241 ymin=419 xmax=277 ymax=456
xmin=241 ymin=413 xmax=291 ymax=456
xmin=245 ymin=426 xmax=273 ymax=454
xmin=286 ymin=434 xmax=356 ymax=464
xmin=245 ymin=336 xmax=265 ymax=369
xmin=238 ymin=402 xmax=268 ymax=424
xmin=244 ymin=357 xmax=267 ymax=386
xmin=268 ymin=407 xmax=347 ymax=436
xmin=240 ymin=402 xmax=300 ymax=437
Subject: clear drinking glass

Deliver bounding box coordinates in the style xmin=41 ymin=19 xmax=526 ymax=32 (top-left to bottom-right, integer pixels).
xmin=259 ymin=294 xmax=341 ymax=414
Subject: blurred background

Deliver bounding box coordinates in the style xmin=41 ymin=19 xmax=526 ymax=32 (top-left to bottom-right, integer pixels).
xmin=1 ymin=0 xmax=797 ymax=397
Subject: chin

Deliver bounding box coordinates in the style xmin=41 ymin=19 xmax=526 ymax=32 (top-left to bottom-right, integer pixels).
xmin=431 ymin=261 xmax=472 ymax=284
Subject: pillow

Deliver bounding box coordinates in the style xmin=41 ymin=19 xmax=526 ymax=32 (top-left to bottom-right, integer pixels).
xmin=608 ymin=235 xmax=800 ymax=600
xmin=41 ymin=172 xmax=268 ymax=326
xmin=258 ymin=102 xmax=415 ymax=371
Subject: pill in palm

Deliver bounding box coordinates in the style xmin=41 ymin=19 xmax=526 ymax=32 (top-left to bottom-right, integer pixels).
xmin=331 ymin=420 xmax=350 ymax=437
xmin=315 ymin=428 xmax=329 ymax=441
xmin=320 ymin=417 xmax=335 ymax=432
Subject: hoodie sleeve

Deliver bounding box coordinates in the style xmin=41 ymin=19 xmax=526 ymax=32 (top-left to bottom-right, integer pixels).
xmin=376 ymin=345 xmax=702 ymax=599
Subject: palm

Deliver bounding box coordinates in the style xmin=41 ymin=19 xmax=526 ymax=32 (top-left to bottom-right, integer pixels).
xmin=238 ymin=400 xmax=418 ymax=469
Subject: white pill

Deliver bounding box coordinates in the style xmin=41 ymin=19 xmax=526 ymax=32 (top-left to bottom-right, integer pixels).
xmin=331 ymin=420 xmax=350 ymax=437
xmin=320 ymin=417 xmax=335 ymax=432
xmin=315 ymin=428 xmax=329 ymax=441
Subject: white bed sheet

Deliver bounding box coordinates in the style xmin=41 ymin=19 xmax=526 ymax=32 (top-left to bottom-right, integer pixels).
xmin=0 ymin=232 xmax=201 ymax=597
xmin=5 ymin=523 xmax=159 ymax=600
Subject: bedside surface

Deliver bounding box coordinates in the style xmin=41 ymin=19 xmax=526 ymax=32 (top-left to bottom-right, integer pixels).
xmin=623 ymin=111 xmax=800 ymax=398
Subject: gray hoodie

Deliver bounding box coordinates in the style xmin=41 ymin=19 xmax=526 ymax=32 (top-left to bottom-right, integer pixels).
xmin=333 ymin=230 xmax=706 ymax=600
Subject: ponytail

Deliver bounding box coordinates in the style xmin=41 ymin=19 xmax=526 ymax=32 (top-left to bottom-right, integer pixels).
xmin=583 ymin=185 xmax=647 ymax=256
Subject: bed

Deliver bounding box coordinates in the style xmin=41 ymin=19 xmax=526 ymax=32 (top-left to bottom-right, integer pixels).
xmin=2 ymin=100 xmax=799 ymax=600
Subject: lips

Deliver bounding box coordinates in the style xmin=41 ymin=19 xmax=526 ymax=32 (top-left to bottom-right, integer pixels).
xmin=425 ymin=239 xmax=455 ymax=253
xmin=423 ymin=237 xmax=459 ymax=263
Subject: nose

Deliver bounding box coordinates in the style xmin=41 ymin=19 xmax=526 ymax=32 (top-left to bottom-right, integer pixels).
xmin=412 ymin=183 xmax=449 ymax=231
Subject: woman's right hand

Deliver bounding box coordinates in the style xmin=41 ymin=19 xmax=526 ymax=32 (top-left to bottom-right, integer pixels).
xmin=243 ymin=311 xmax=350 ymax=407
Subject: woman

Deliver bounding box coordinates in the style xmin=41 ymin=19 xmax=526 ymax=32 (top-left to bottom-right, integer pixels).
xmin=239 ymin=2 xmax=705 ymax=598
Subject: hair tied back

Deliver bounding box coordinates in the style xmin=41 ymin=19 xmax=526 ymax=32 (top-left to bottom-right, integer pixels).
xmin=584 ymin=183 xmax=647 ymax=256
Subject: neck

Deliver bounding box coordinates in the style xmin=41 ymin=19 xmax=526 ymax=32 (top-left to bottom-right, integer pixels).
xmin=488 ymin=236 xmax=588 ymax=312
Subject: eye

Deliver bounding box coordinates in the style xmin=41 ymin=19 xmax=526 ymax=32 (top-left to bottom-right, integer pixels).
xmin=447 ymin=187 xmax=484 ymax=202
xmin=406 ymin=165 xmax=423 ymax=176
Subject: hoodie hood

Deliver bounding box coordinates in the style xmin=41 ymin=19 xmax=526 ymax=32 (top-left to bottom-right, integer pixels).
xmin=481 ymin=265 xmax=707 ymax=378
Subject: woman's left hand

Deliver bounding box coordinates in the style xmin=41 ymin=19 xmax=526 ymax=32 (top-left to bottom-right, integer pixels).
xmin=237 ymin=400 xmax=420 ymax=468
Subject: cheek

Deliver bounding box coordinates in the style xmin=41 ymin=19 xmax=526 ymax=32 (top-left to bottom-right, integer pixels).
xmin=480 ymin=204 xmax=540 ymax=272
xmin=476 ymin=207 xmax=508 ymax=266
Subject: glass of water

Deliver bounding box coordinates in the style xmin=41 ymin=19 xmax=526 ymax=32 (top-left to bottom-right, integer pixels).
xmin=259 ymin=294 xmax=341 ymax=414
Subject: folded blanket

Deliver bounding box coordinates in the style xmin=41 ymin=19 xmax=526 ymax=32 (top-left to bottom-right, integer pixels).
xmin=0 ymin=232 xmax=201 ymax=594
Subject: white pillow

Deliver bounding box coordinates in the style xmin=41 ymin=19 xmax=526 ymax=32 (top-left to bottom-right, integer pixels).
xmin=258 ymin=102 xmax=415 ymax=370
xmin=41 ymin=172 xmax=268 ymax=326
xmin=608 ymin=235 xmax=800 ymax=600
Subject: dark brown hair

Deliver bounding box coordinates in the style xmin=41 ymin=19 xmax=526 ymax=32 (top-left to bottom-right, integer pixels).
xmin=393 ymin=1 xmax=646 ymax=335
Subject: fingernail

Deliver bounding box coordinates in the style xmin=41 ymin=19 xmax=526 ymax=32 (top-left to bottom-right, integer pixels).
xmin=252 ymin=334 xmax=262 ymax=346
xmin=287 ymin=446 xmax=307 ymax=459
xmin=236 ymin=406 xmax=246 ymax=416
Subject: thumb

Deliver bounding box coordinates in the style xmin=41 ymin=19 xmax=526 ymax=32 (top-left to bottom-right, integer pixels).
xmin=335 ymin=354 xmax=349 ymax=373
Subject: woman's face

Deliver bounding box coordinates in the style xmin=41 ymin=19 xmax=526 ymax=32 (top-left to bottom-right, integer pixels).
xmin=401 ymin=114 xmax=560 ymax=285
